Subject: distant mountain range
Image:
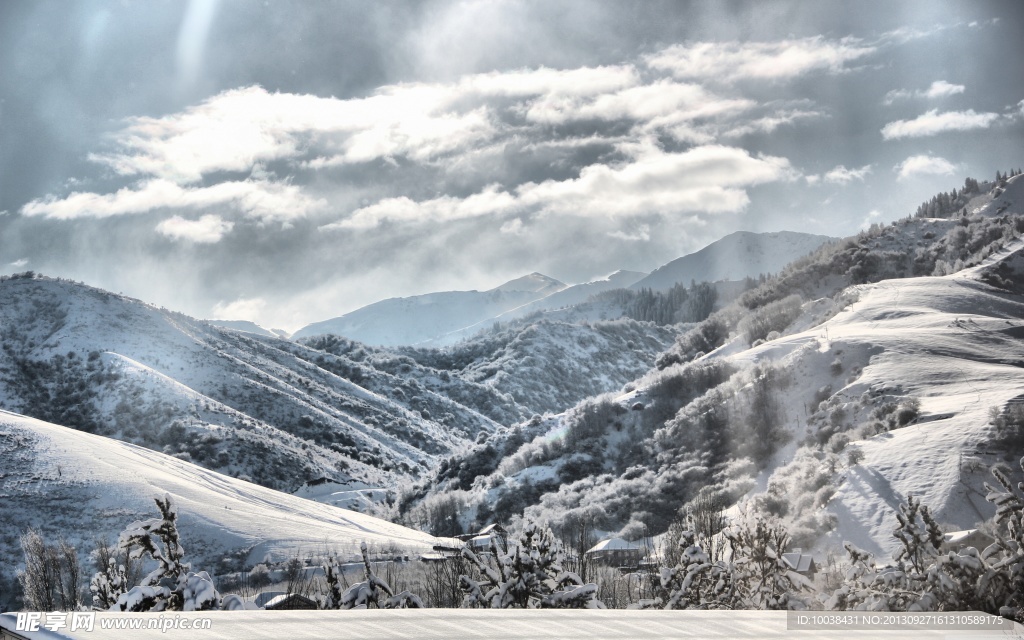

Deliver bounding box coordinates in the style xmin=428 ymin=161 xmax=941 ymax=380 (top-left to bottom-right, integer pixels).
xmin=630 ymin=230 xmax=835 ymax=292
xmin=294 ymin=231 xmax=835 ymax=346
xmin=291 ymin=273 xmax=566 ymax=345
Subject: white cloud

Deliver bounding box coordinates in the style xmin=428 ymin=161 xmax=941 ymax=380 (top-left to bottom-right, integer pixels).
xmin=499 ymin=218 xmax=525 ymax=235
xmin=212 ymin=296 xmax=266 ymax=321
xmin=88 ymin=69 xmax=642 ymax=183
xmin=324 ymin=185 xmax=519 ymax=230
xmin=464 ymin=64 xmax=639 ymax=99
xmin=91 ymin=85 xmax=501 ymax=181
xmin=881 ymin=109 xmax=999 ymax=139
xmin=882 ymin=88 xmax=912 ymax=104
xmin=644 ymin=36 xmax=876 ymax=83
xmin=860 ymin=209 xmax=883 ymax=229
xmin=156 ymin=214 xmax=233 ymax=243
xmin=608 ymin=224 xmax=651 ymax=242
xmin=824 ymin=164 xmax=872 ymax=184
xmin=20 ymin=176 xmax=324 ymax=222
xmin=325 ymin=144 xmax=795 ymax=230
xmin=923 ymin=80 xmax=965 ymax=99
xmin=884 ymin=80 xmax=965 ymax=104
xmin=9 ymin=258 xmax=28 ymax=268
xmin=723 ymin=109 xmax=822 ymax=138
xmin=521 ymin=79 xmax=754 ymax=132
xmin=894 ymin=154 xmax=958 ymax=180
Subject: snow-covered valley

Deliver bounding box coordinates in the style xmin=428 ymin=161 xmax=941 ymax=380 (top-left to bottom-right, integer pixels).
xmin=3 ymin=174 xmax=1024 ymax=618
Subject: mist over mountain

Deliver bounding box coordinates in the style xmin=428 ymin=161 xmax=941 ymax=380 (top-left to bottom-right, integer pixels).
xmin=292 ymin=273 xmax=567 ymax=346
xmin=631 ymin=231 xmax=836 ymax=292
xmin=294 ymin=231 xmax=834 ymax=349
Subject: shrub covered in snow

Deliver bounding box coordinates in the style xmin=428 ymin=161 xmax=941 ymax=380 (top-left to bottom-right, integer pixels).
xmin=651 ymin=510 xmax=810 ymax=610
xmin=828 ymin=462 xmax=1024 ymax=621
xmin=321 ymin=541 xmax=424 ymax=609
xmin=110 ymin=494 xmax=222 ymax=612
xmin=17 ymin=529 xmax=82 ymax=612
xmin=459 ymin=520 xmax=604 ymax=609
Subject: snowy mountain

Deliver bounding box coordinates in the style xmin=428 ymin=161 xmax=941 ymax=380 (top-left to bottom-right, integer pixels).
xmin=403 ymin=174 xmax=1024 ymax=556
xmin=394 ymin=317 xmax=680 ymax=416
xmin=434 ymin=233 xmax=832 ymax=347
xmin=294 ymin=232 xmax=831 ymax=349
xmin=292 ymin=273 xmax=567 ymax=346
xmin=0 ymin=410 xmax=447 ymax=579
xmin=0 ymin=275 xmax=510 ymax=492
xmin=437 ymin=270 xmax=649 ymax=345
xmin=0 ymin=269 xmax=683 ymax=507
xmin=631 ymin=231 xmax=835 ymax=292
xmin=206 ymin=319 xmax=283 ymax=339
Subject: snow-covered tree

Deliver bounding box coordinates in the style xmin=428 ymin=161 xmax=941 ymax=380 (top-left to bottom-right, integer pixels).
xmin=89 ymin=537 xmax=140 ymax=610
xmin=320 ymin=541 xmax=424 ymax=610
xmin=90 ymin=557 xmax=130 ymax=610
xmin=658 ymin=530 xmax=735 ymax=609
xmin=827 ymin=495 xmax=941 ymax=611
xmin=724 ymin=515 xmax=812 ymax=610
xmin=110 ymin=494 xmax=221 ymax=612
xmin=17 ymin=530 xmax=82 ymax=611
xmin=828 ymin=478 xmax=1024 ymax=620
xmin=459 ymin=520 xmax=605 ymax=609
xmin=981 ymin=457 xmax=1024 ymax=621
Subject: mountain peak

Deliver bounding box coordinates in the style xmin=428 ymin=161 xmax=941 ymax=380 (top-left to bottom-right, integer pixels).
xmin=631 ymin=230 xmax=835 ymax=292
xmin=489 ymin=272 xmax=566 ymax=294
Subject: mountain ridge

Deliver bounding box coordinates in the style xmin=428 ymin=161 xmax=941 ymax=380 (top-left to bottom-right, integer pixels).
xmin=294 ymin=231 xmax=835 ymax=347
xmin=631 ymin=230 xmax=836 ymax=292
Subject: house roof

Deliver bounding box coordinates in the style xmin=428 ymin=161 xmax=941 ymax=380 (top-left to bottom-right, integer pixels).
xmin=254 ymin=591 xmax=286 ymax=607
xmin=264 ymin=593 xmax=317 ymax=609
xmin=586 ymin=538 xmax=640 ymax=553
xmin=781 ymin=552 xmax=816 ymax=573
xmin=944 ymin=529 xmax=977 ymax=544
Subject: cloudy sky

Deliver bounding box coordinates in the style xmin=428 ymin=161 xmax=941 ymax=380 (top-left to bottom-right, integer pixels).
xmin=1 ymin=0 xmax=1023 ymax=331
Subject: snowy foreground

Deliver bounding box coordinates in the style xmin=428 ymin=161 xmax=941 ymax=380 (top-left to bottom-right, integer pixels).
xmin=0 ymin=410 xmax=447 ymax=565
xmin=3 ymin=610 xmax=1019 ymax=640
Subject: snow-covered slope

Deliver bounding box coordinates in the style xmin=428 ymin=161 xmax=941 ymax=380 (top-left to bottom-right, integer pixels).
xmin=0 ymin=276 xmax=504 ymax=492
xmin=206 ymin=319 xmax=280 ymax=338
xmin=632 ymin=231 xmax=835 ymax=292
xmin=407 ymin=174 xmax=1024 ymax=552
xmin=808 ymin=247 xmax=1024 ymax=554
xmin=292 ymin=273 xmax=566 ymax=346
xmin=0 ymin=411 xmax=447 ymax=572
xmin=405 ymin=317 xmax=680 ymax=415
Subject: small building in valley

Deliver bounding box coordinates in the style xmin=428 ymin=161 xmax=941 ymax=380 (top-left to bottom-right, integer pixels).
xmin=585 ymin=538 xmax=644 ymax=568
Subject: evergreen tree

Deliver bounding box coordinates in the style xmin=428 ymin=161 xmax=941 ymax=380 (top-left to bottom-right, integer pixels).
xmin=90 ymin=558 xmax=130 ymax=610
xmin=111 ymin=494 xmax=221 ymax=612
xmin=460 ymin=520 xmax=604 ymax=608
xmin=89 ymin=537 xmax=140 ymax=610
xmin=982 ymin=457 xmax=1024 ymax=621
